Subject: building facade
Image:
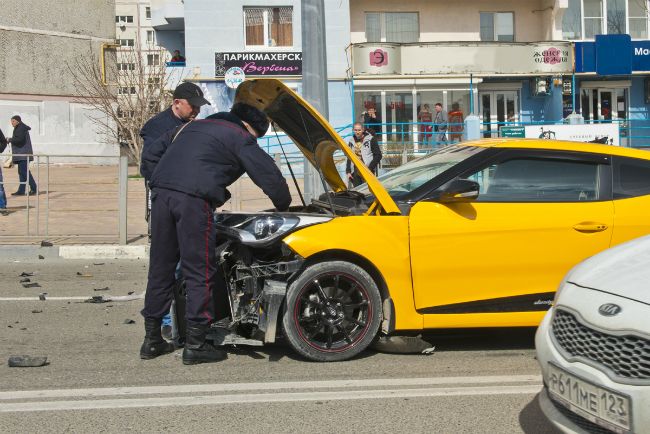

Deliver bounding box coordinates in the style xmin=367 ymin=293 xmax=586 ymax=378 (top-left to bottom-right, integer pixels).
xmin=150 ymin=0 xmax=352 ymax=129
xmin=349 ymin=0 xmax=650 ymax=148
xmin=0 ymin=0 xmax=118 ymax=160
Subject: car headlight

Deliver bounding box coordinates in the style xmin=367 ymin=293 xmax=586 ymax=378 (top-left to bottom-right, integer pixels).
xmin=234 ymin=215 xmax=332 ymax=246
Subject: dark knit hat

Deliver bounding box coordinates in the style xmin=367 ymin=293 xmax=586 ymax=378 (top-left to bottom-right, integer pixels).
xmin=11 ymin=115 xmax=21 ymax=122
xmin=230 ymin=103 xmax=269 ymax=137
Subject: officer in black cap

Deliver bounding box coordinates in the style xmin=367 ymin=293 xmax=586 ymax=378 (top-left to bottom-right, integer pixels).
xmin=140 ymin=102 xmax=291 ymax=365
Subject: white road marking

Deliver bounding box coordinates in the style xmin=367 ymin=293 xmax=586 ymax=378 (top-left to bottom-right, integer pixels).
xmin=0 ymin=296 xmax=89 ymax=301
xmin=0 ymin=385 xmax=542 ymax=412
xmin=0 ymin=375 xmax=541 ymax=401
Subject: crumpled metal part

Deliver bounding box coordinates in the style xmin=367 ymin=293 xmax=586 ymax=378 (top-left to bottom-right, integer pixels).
xmin=371 ymin=335 xmax=435 ymax=355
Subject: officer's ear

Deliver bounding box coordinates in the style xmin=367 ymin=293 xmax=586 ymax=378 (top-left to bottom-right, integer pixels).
xmin=241 ymin=121 xmax=259 ymax=138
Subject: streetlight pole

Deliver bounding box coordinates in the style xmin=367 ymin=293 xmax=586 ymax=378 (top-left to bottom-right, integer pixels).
xmin=301 ymin=0 xmax=329 ymax=202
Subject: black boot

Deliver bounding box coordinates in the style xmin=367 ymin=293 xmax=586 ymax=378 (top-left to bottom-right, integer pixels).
xmin=140 ymin=318 xmax=175 ymax=360
xmin=182 ymin=324 xmax=227 ymax=365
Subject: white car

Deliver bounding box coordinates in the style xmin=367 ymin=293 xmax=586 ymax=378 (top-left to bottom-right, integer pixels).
xmin=536 ymin=235 xmax=650 ymax=434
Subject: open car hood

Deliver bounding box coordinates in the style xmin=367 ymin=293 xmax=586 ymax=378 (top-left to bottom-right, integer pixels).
xmin=234 ymin=79 xmax=400 ymax=215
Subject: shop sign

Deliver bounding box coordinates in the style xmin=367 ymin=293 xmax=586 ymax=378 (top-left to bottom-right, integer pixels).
xmin=523 ymin=124 xmax=620 ymax=146
xmin=352 ymin=42 xmax=573 ymax=76
xmin=500 ymin=126 xmax=525 ymax=138
xmin=215 ymin=52 xmax=302 ymax=77
xmin=576 ymin=40 xmax=650 ymax=73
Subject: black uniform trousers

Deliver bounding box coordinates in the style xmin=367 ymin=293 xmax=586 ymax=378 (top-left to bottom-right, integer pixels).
xmin=142 ymin=187 xmax=219 ymax=327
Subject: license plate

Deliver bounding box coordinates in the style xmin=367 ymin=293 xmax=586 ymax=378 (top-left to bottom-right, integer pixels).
xmin=547 ymin=363 xmax=632 ymax=434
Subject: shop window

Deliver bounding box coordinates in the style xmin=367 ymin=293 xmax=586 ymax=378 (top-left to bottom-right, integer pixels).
xmin=480 ymin=12 xmax=514 ymax=42
xmin=115 ymin=15 xmax=134 ymax=24
xmin=584 ymin=0 xmax=604 ymax=38
xmin=562 ymin=0 xmax=583 ymax=39
xmin=607 ymin=0 xmax=627 ymax=34
xmin=628 ymin=0 xmax=648 ymax=39
xmin=364 ymin=12 xmax=419 ymax=43
xmin=244 ymin=7 xmax=293 ymax=47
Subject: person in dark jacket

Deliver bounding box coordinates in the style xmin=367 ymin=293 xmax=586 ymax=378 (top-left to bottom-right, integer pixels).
xmin=7 ymin=115 xmax=37 ymax=196
xmin=139 ymin=102 xmax=291 ymax=365
xmin=140 ymin=82 xmax=210 ymax=340
xmin=0 ymin=128 xmax=8 ymax=214
xmin=345 ymin=123 xmax=382 ymax=187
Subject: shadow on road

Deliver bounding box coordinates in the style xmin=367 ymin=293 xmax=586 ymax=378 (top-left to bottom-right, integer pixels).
xmin=421 ymin=327 xmax=538 ymax=352
xmin=520 ymin=393 xmax=562 ymax=434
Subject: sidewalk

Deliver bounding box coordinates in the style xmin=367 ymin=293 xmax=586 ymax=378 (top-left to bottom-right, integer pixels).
xmin=0 ymin=163 xmax=304 ymax=250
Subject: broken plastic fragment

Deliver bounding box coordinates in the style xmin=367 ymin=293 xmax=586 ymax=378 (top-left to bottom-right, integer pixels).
xmin=22 ymin=282 xmax=41 ymax=288
xmin=76 ymin=272 xmax=93 ymax=278
xmin=38 ymin=293 xmax=47 ymax=301
xmin=31 ymin=310 xmax=42 ymax=314
xmin=371 ymin=335 xmax=435 ymax=354
xmin=94 ymin=287 xmax=110 ymax=291
xmin=123 ymin=319 xmax=136 ymax=324
xmin=40 ymin=241 xmax=53 ymax=247
xmin=84 ymin=295 xmax=107 ymax=304
xmin=19 ymin=278 xmax=31 ymax=283
xmin=19 ymin=272 xmax=34 ymax=277
xmin=38 ymin=255 xmax=44 ymax=260
xmin=8 ymin=355 xmax=48 ymax=367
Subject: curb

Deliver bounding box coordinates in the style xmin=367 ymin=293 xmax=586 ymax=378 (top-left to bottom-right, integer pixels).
xmin=59 ymin=245 xmax=149 ymax=260
xmin=0 ymin=245 xmax=149 ymax=261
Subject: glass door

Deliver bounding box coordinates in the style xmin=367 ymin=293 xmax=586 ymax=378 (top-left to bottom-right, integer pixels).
xmin=580 ymin=88 xmax=627 ymax=122
xmin=479 ymin=91 xmax=519 ymax=138
xmin=385 ymin=92 xmax=414 ymax=143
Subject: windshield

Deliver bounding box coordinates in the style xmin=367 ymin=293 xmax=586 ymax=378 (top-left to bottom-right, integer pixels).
xmin=355 ymin=145 xmax=484 ymax=199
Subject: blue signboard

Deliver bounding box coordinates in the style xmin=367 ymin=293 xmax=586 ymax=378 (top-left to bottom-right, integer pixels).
xmin=595 ymin=34 xmax=632 ymax=75
xmin=576 ymin=37 xmax=650 ymax=73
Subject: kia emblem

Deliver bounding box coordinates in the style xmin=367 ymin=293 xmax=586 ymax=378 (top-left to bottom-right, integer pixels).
xmin=598 ymin=303 xmax=622 ymax=316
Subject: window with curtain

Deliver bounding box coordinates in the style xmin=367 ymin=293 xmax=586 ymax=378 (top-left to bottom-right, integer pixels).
xmin=364 ymin=12 xmax=419 ymax=43
xmin=479 ymin=12 xmax=514 ymax=41
xmin=562 ymin=0 xmax=583 ymax=39
xmin=244 ymin=7 xmax=293 ymax=47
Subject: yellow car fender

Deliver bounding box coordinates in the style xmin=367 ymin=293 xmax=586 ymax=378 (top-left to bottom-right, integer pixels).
xmin=283 ymin=215 xmax=423 ymax=331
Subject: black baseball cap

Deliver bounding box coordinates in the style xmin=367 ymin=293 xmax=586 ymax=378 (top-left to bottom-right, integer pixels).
xmin=173 ymin=82 xmax=210 ymax=107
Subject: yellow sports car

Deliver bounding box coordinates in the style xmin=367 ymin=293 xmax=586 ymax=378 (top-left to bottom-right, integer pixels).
xmin=194 ymin=79 xmax=650 ymax=362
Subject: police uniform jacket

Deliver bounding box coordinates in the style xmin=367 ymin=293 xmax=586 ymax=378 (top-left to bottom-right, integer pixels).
xmin=141 ymin=112 xmax=292 ymax=211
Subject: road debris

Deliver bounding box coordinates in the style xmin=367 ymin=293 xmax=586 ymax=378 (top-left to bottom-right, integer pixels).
xmin=40 ymin=240 xmax=53 ymax=247
xmin=22 ymin=282 xmax=41 ymax=288
xmin=19 ymin=278 xmax=31 ymax=283
xmin=84 ymin=295 xmax=108 ymax=304
xmin=19 ymin=272 xmax=34 ymax=277
xmin=38 ymin=255 xmax=45 ymax=260
xmin=39 ymin=293 xmax=47 ymax=301
xmin=123 ymin=319 xmax=136 ymax=324
xmin=76 ymin=272 xmax=93 ymax=278
xmin=8 ymin=355 xmax=48 ymax=367
xmin=93 ymin=262 xmax=105 ymax=266
xmin=372 ymin=335 xmax=435 ymax=355
xmin=93 ymin=287 xmax=110 ymax=291
xmin=31 ymin=310 xmax=42 ymax=314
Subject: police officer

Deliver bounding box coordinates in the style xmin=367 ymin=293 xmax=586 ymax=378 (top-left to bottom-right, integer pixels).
xmin=140 ymin=102 xmax=291 ymax=365
xmin=140 ymin=82 xmax=210 ymax=340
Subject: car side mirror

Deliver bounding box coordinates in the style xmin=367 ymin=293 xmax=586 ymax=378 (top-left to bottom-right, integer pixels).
xmin=435 ymin=179 xmax=480 ymax=203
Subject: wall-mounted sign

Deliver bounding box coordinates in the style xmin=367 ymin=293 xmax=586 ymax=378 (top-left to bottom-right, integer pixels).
xmin=576 ymin=40 xmax=650 ymax=73
xmin=225 ymin=67 xmax=245 ymax=89
xmin=215 ymin=52 xmax=302 ymax=77
xmin=352 ymin=42 xmax=573 ymax=76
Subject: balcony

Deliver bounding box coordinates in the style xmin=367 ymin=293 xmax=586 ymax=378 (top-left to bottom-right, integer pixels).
xmin=150 ymin=0 xmax=184 ymax=31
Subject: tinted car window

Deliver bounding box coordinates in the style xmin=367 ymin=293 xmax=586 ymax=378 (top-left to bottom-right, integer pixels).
xmin=613 ymin=157 xmax=650 ymax=199
xmin=465 ymin=157 xmax=601 ymax=202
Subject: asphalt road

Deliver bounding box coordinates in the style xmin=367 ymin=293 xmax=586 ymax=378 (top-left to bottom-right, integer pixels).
xmin=0 ymin=259 xmax=560 ymax=433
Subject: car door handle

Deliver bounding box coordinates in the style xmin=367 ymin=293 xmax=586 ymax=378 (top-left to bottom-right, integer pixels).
xmin=573 ymin=222 xmax=609 ymax=233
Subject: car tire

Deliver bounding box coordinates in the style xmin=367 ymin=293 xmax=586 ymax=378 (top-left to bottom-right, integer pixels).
xmin=282 ymin=261 xmax=382 ymax=362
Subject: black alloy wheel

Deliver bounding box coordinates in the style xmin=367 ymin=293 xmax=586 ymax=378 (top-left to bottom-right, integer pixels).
xmin=282 ymin=261 xmax=382 ymax=362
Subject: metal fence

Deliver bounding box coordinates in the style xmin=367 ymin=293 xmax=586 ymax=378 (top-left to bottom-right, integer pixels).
xmin=0 ymin=154 xmax=132 ymax=244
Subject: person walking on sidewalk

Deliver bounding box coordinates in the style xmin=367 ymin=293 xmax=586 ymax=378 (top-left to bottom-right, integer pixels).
xmin=140 ymin=102 xmax=291 ymax=365
xmin=345 ymin=122 xmax=382 ymax=187
xmin=0 ymin=128 xmax=8 ymax=215
xmin=140 ymin=82 xmax=211 ymax=340
xmin=7 ymin=115 xmax=37 ymax=196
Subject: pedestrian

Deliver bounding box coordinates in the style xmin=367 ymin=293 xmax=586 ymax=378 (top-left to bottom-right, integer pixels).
xmin=140 ymin=81 xmax=211 ymax=341
xmin=140 ymin=102 xmax=291 ymax=365
xmin=7 ymin=115 xmax=37 ymax=196
xmin=362 ymin=106 xmax=383 ymax=136
xmin=170 ymin=50 xmax=186 ymax=63
xmin=0 ymin=128 xmax=8 ymax=215
xmin=346 ymin=122 xmax=382 ymax=188
xmin=417 ymin=104 xmax=433 ymax=146
xmin=433 ymin=103 xmax=448 ymax=146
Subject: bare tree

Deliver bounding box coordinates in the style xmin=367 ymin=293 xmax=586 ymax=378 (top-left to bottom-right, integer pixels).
xmin=68 ymin=45 xmax=181 ymax=166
